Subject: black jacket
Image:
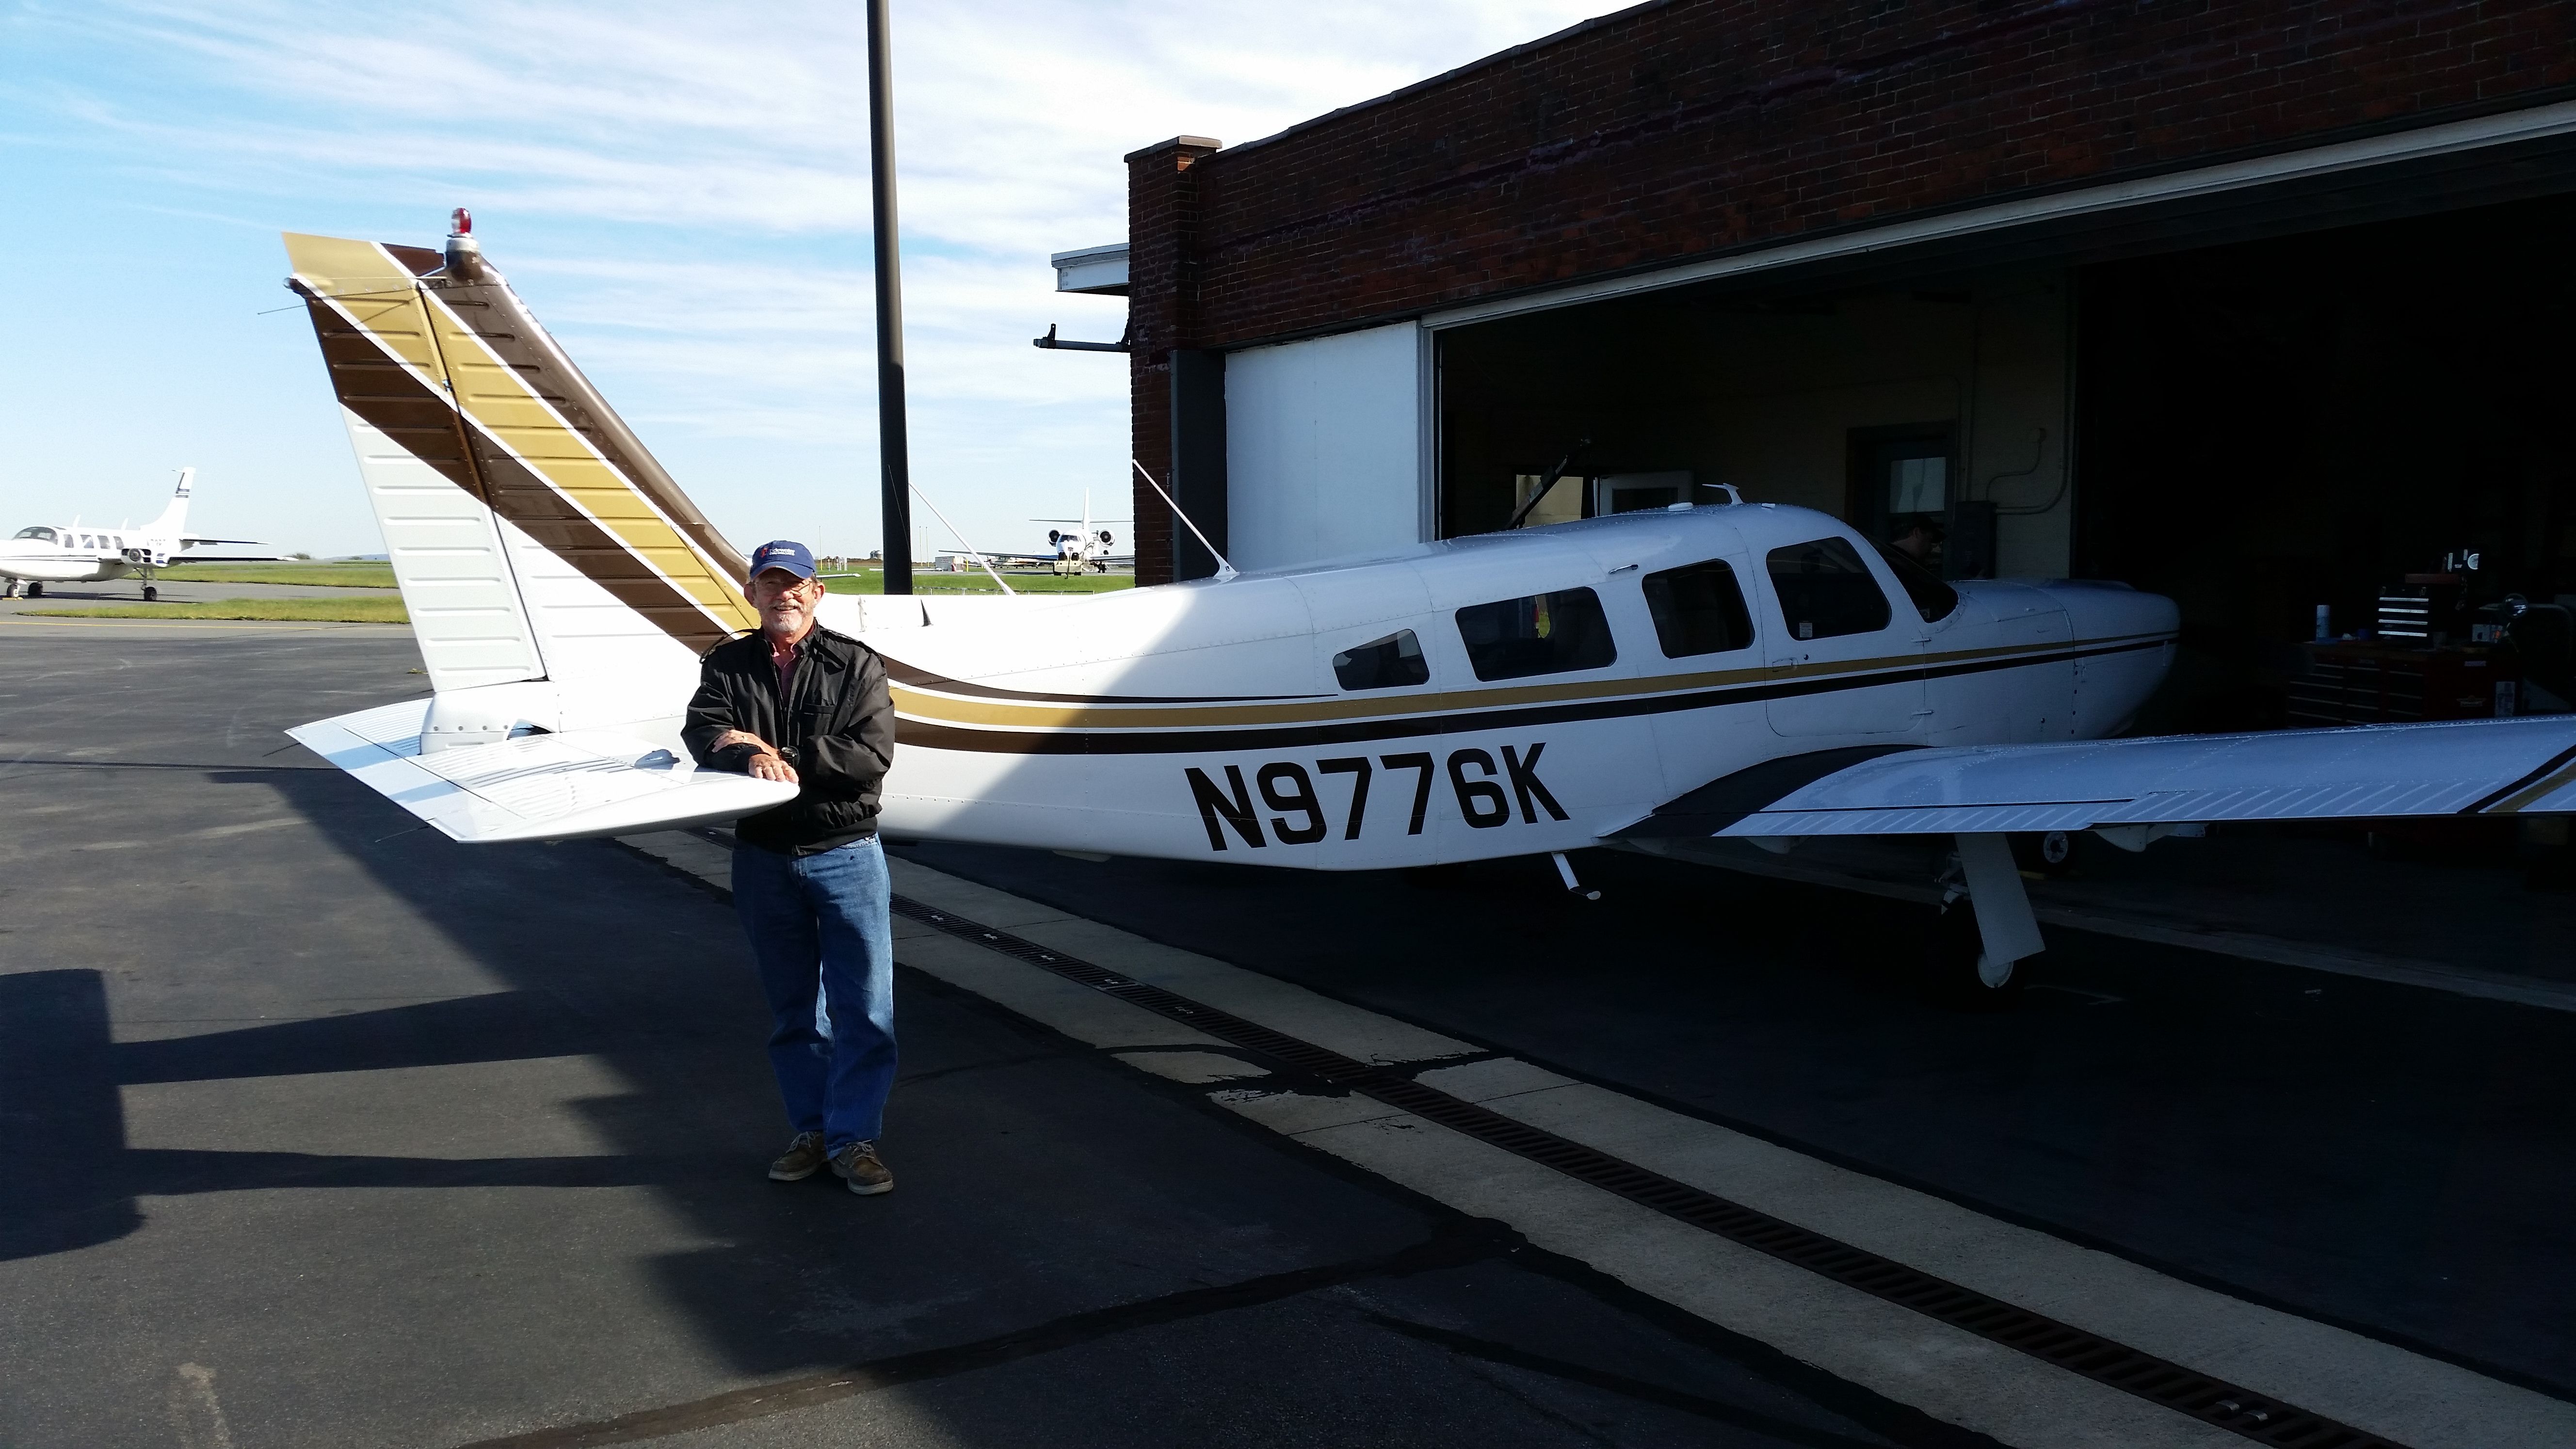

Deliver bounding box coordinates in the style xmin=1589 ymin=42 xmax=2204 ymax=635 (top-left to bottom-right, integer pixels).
xmin=682 ymin=626 xmax=896 ymax=855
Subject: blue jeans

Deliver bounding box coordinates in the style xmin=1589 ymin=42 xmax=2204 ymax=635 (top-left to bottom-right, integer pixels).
xmin=730 ymin=837 xmax=897 ymax=1150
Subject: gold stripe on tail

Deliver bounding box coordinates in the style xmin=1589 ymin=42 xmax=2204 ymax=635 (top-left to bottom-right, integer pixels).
xmin=284 ymin=232 xmax=758 ymax=652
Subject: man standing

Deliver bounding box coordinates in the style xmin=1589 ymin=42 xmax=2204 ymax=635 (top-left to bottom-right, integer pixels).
xmin=684 ymin=541 xmax=900 ymax=1195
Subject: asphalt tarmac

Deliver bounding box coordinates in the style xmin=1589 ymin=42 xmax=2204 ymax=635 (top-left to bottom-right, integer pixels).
xmin=0 ymin=622 xmax=1954 ymax=1449
xmin=895 ymin=838 xmax=2576 ymax=1398
xmin=6 ymin=619 xmax=2571 ymax=1446
xmin=0 ymin=574 xmax=391 ymax=613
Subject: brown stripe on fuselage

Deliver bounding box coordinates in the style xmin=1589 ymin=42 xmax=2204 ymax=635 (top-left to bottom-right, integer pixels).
xmin=888 ymin=635 xmax=2174 ymax=755
xmin=877 ymin=629 xmax=2179 ymax=733
xmin=296 ymin=285 xmax=741 ymax=654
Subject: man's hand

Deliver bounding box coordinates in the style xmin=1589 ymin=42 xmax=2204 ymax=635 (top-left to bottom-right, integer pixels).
xmin=714 ymin=729 xmax=799 ymax=784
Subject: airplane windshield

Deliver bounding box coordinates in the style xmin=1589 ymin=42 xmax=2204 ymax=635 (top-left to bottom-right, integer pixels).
xmin=1867 ymin=536 xmax=1962 ymax=623
xmin=1766 ymin=538 xmax=1894 ymax=640
xmin=13 ymin=526 xmax=56 ymax=542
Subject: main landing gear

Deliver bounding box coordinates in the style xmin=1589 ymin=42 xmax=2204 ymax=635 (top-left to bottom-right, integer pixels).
xmin=1925 ymin=833 xmax=2044 ymax=1010
xmin=22 ymin=581 xmax=42 ymax=599
xmin=143 ymin=585 xmax=158 ymax=602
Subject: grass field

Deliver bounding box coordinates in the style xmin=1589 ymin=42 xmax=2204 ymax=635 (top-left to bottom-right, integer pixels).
xmin=167 ymin=562 xmax=398 ymax=588
xmin=823 ymin=567 xmax=1132 ymax=596
xmin=23 ymin=597 xmax=409 ymax=623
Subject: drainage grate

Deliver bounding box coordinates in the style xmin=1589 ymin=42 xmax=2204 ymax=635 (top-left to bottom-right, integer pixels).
xmin=894 ymin=893 xmax=2411 ymax=1449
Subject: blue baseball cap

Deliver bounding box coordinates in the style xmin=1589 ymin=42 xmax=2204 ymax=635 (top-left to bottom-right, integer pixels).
xmin=748 ymin=539 xmax=818 ymax=580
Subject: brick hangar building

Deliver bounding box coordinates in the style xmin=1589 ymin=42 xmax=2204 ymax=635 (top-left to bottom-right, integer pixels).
xmin=1063 ymin=0 xmax=2576 ymax=730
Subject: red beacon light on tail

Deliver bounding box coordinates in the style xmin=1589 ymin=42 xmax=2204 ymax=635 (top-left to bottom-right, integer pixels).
xmin=451 ymin=207 xmax=472 ymax=237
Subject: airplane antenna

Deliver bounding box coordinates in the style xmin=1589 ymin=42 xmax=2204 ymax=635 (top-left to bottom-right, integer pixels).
xmin=907 ymin=483 xmax=1015 ymax=596
xmin=1131 ymin=460 xmax=1237 ymax=582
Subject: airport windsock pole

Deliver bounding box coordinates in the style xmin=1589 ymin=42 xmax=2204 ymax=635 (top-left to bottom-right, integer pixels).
xmin=867 ymin=0 xmax=914 ymax=594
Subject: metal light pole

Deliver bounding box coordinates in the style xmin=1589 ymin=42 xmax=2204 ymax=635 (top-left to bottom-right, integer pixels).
xmin=866 ymin=0 xmax=913 ymax=594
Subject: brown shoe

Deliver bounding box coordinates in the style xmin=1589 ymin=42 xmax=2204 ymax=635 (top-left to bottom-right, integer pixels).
xmin=767 ymin=1130 xmax=827 ymax=1182
xmin=829 ymin=1140 xmax=893 ymax=1196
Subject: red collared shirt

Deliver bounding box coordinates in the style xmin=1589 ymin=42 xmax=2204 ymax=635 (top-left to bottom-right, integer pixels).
xmin=769 ymin=632 xmax=803 ymax=698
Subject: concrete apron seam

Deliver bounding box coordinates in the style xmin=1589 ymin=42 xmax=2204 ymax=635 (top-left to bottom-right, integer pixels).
xmin=886 ymin=892 xmax=2408 ymax=1449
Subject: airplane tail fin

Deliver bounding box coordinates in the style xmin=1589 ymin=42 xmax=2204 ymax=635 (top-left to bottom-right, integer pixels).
xmin=145 ymin=468 xmax=194 ymax=537
xmin=282 ymin=222 xmax=757 ymax=693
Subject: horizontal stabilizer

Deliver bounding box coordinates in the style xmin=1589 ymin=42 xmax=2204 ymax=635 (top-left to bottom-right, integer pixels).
xmin=1620 ymin=717 xmax=2576 ymax=840
xmin=288 ymin=699 xmax=798 ymax=843
xmin=172 ymin=547 xmax=287 ymax=562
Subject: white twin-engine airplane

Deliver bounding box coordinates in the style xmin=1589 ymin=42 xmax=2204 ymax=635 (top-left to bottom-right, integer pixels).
xmin=278 ymin=220 xmax=2576 ymax=1000
xmin=1 ymin=469 xmax=280 ymax=600
xmin=1035 ymin=491 xmax=1129 ymax=570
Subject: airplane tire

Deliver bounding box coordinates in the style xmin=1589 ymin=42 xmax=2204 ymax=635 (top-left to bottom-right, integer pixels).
xmin=143 ymin=585 xmax=158 ymax=602
xmin=24 ymin=582 xmax=41 ymax=598
xmin=1924 ymin=901 xmax=2027 ymax=1011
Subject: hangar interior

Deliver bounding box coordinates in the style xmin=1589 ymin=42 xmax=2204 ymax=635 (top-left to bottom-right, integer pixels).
xmin=1434 ymin=192 xmax=2576 ymax=736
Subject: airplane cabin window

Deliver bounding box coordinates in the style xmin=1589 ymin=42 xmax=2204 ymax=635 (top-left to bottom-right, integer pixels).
xmin=1332 ymin=629 xmax=1431 ymax=691
xmin=1642 ymin=559 xmax=1756 ymax=658
xmin=1766 ymin=537 xmax=1893 ymax=640
xmin=1868 ymin=536 xmax=1961 ymax=623
xmin=1456 ymin=587 xmax=1617 ymax=681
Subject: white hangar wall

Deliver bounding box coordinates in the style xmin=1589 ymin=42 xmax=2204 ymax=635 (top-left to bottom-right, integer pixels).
xmin=1224 ymin=321 xmax=1426 ymax=573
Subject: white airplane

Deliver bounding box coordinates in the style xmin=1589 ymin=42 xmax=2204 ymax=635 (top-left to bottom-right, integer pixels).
xmin=275 ymin=221 xmax=2576 ymax=1003
xmin=1033 ymin=492 xmax=1130 ymax=571
xmin=1 ymin=469 xmax=281 ymax=600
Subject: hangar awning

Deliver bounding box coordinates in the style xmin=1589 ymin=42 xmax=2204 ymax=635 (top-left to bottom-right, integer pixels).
xmin=1051 ymin=243 xmax=1128 ymax=296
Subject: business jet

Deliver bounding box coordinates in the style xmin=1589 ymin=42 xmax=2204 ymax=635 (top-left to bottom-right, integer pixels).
xmin=1034 ymin=492 xmax=1130 ymax=571
xmin=274 ymin=219 xmax=2576 ymax=1004
xmin=1 ymin=469 xmax=280 ymax=600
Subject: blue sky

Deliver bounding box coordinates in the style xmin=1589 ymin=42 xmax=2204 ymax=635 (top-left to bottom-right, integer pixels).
xmin=0 ymin=0 xmax=1618 ymax=559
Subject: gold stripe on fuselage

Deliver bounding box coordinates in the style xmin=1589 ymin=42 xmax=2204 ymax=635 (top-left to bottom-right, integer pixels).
xmin=886 ymin=630 xmax=2174 ymax=733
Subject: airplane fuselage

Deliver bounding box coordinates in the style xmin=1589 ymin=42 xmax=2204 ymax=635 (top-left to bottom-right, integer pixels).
xmin=414 ymin=503 xmax=2180 ymax=869
xmin=0 ymin=526 xmax=165 ymax=583
xmin=864 ymin=504 xmax=2176 ymax=867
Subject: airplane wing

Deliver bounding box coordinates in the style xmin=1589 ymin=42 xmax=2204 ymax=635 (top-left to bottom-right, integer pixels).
xmin=1616 ymin=717 xmax=2576 ymax=841
xmin=287 ymin=699 xmax=798 ymax=843
xmin=173 ymin=540 xmax=287 ymax=561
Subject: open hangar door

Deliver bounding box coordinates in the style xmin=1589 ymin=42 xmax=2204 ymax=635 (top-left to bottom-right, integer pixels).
xmin=1433 ymin=266 xmax=2076 ymax=583
xmin=1431 ymin=187 xmax=2576 ymax=748
xmin=2076 ymin=192 xmax=2576 ymax=744
xmin=1431 ymin=182 xmax=2576 ymax=892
